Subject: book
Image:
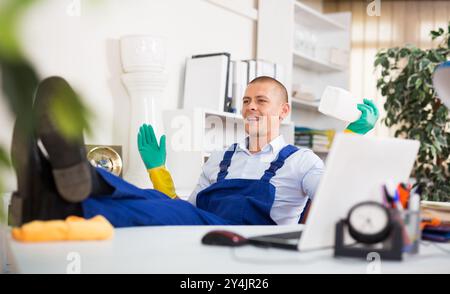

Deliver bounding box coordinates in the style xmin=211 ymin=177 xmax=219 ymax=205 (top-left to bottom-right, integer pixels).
xmin=231 ymin=60 xmax=248 ymax=114
xmin=422 ymin=231 xmax=450 ymax=242
xmin=256 ymin=59 xmax=276 ymax=77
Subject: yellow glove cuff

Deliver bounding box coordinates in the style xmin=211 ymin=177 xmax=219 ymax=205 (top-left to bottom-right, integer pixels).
xmin=148 ymin=166 xmax=177 ymax=199
xmin=344 ymin=128 xmax=355 ymax=134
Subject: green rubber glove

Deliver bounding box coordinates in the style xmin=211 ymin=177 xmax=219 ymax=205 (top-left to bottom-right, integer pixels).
xmin=137 ymin=124 xmax=166 ymax=169
xmin=346 ymin=98 xmax=379 ymax=135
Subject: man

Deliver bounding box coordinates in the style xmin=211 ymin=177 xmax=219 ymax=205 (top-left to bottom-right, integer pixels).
xmin=138 ymin=76 xmax=379 ymax=225
xmin=10 ymin=76 xmax=378 ymax=227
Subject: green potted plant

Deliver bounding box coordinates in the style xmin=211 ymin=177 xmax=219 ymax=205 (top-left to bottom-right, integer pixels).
xmin=374 ymin=23 xmax=450 ymax=202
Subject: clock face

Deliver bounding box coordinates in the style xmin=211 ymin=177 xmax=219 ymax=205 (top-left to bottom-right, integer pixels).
xmin=87 ymin=146 xmax=122 ymax=177
xmin=348 ymin=202 xmax=389 ymax=236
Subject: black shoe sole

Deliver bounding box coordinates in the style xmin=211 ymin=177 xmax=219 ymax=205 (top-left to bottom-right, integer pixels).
xmin=10 ymin=105 xmax=83 ymax=226
xmin=34 ymin=76 xmax=91 ymax=203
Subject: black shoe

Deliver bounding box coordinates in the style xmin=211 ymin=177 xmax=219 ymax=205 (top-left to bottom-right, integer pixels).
xmin=9 ymin=116 xmax=35 ymax=226
xmin=9 ymin=118 xmax=83 ymax=226
xmin=9 ymin=76 xmax=87 ymax=226
xmin=33 ymin=76 xmax=92 ymax=203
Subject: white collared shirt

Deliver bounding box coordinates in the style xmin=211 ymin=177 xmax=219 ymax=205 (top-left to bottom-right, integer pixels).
xmin=187 ymin=135 xmax=325 ymax=225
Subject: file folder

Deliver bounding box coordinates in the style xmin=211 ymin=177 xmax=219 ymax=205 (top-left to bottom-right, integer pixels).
xmin=183 ymin=52 xmax=231 ymax=112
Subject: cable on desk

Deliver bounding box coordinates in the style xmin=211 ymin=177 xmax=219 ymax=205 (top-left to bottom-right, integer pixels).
xmin=420 ymin=241 xmax=450 ymax=254
xmin=229 ymin=245 xmax=334 ymax=265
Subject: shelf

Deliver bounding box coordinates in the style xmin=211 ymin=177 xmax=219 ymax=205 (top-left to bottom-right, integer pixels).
xmin=206 ymin=0 xmax=258 ymax=21
xmin=203 ymin=109 xmax=293 ymax=125
xmin=291 ymin=98 xmax=320 ymax=111
xmin=313 ymin=150 xmax=329 ymax=154
xmin=293 ymin=51 xmax=343 ymax=73
xmin=294 ymin=145 xmax=329 ymax=154
xmin=294 ymin=1 xmax=346 ymax=31
xmin=204 ymin=109 xmax=243 ymax=120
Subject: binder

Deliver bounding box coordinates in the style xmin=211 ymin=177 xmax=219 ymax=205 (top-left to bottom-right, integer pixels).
xmin=246 ymin=59 xmax=256 ymax=83
xmin=244 ymin=59 xmax=278 ymax=84
xmin=256 ymin=59 xmax=276 ymax=77
xmin=183 ymin=52 xmax=231 ymax=112
xmin=225 ymin=61 xmax=233 ymax=112
xmin=275 ymin=63 xmax=285 ymax=85
xmin=231 ymin=60 xmax=248 ymax=115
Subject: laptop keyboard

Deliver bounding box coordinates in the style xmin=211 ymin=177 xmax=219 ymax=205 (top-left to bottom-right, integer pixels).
xmin=256 ymin=231 xmax=303 ymax=239
xmin=246 ymin=231 xmax=303 ymax=250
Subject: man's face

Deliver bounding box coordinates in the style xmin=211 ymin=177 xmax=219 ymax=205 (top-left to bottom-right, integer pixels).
xmin=242 ymin=81 xmax=290 ymax=137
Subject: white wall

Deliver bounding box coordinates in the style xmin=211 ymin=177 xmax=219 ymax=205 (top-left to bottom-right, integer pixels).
xmin=0 ymin=0 xmax=256 ymax=192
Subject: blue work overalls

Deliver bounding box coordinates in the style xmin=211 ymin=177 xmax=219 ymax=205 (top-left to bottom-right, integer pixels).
xmin=82 ymin=144 xmax=299 ymax=227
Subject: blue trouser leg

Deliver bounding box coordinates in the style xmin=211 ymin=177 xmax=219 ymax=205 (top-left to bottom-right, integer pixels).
xmin=81 ymin=168 xmax=231 ymax=227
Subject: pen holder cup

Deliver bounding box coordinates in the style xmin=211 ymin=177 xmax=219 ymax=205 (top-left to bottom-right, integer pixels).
xmin=392 ymin=209 xmax=421 ymax=254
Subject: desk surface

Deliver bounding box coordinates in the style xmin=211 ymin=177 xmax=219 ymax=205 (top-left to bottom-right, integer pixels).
xmin=6 ymin=225 xmax=450 ymax=274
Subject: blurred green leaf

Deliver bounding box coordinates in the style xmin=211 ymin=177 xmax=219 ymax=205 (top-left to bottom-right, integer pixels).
xmin=0 ymin=147 xmax=10 ymax=168
xmin=50 ymin=83 xmax=92 ymax=141
xmin=0 ymin=58 xmax=39 ymax=134
xmin=0 ymin=146 xmax=9 ymax=223
xmin=0 ymin=0 xmax=38 ymax=61
xmin=415 ymin=78 xmax=423 ymax=89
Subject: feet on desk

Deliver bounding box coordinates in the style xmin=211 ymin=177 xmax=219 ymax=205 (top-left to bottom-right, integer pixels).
xmin=34 ymin=76 xmax=92 ymax=203
xmin=9 ymin=77 xmax=87 ymax=226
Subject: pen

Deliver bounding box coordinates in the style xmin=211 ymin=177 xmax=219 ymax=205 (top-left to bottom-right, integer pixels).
xmin=381 ymin=185 xmax=389 ymax=207
xmin=385 ymin=181 xmax=402 ymax=211
xmin=398 ymin=182 xmax=411 ymax=209
xmin=383 ymin=185 xmax=394 ymax=208
xmin=393 ymin=189 xmax=404 ymax=212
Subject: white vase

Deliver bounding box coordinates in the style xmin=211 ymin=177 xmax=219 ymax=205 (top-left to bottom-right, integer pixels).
xmin=120 ymin=35 xmax=166 ymax=73
xmin=122 ymin=72 xmax=168 ymax=188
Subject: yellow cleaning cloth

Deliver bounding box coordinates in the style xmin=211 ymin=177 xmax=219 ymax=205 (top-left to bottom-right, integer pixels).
xmin=148 ymin=166 xmax=177 ymax=199
xmin=12 ymin=215 xmax=114 ymax=243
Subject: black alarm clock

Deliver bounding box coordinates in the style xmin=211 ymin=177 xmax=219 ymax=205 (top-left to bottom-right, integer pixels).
xmin=346 ymin=201 xmax=393 ymax=244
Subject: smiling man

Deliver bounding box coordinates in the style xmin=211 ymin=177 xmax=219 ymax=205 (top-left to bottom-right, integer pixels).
xmin=140 ymin=76 xmax=379 ymax=225
xmin=12 ymin=76 xmax=378 ymax=229
xmin=185 ymin=76 xmax=323 ymax=225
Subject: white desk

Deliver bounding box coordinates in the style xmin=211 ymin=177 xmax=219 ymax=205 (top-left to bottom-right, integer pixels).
xmin=6 ymin=225 xmax=450 ymax=274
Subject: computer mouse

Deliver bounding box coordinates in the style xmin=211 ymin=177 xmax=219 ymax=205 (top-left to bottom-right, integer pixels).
xmin=201 ymin=230 xmax=248 ymax=247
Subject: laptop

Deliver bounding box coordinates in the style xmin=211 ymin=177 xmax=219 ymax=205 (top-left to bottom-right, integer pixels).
xmin=247 ymin=133 xmax=420 ymax=251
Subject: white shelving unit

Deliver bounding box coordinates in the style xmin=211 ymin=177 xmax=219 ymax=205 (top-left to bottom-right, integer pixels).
xmin=293 ymin=50 xmax=343 ymax=73
xmin=293 ymin=0 xmax=346 ymax=31
xmin=162 ymin=0 xmax=351 ymax=196
xmin=257 ymin=0 xmax=352 ymax=138
xmin=291 ymin=97 xmax=319 ymax=110
xmin=163 ymin=108 xmax=294 ymax=196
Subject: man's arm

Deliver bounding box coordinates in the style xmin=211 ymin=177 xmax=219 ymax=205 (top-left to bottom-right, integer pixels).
xmin=301 ymin=157 xmax=325 ymax=199
xmin=138 ymin=124 xmax=178 ymax=199
xmin=147 ymin=166 xmax=178 ymax=199
xmin=300 ymin=97 xmax=378 ymax=196
xmin=298 ymin=156 xmax=324 ymax=223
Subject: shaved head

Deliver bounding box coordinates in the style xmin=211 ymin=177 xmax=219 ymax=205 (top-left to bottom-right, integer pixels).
xmin=248 ymin=76 xmax=288 ymax=104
